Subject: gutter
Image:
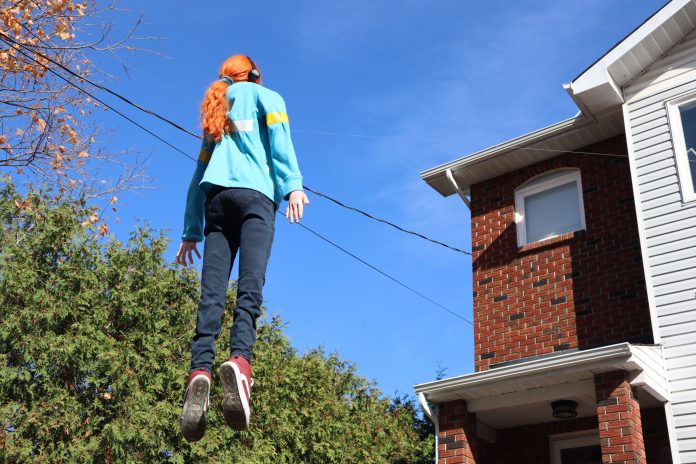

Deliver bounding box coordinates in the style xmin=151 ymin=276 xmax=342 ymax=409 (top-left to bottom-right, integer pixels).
xmin=420 ymin=114 xmax=589 ymax=197
xmin=418 ymin=392 xmax=439 ymax=464
xmin=414 ymin=342 xmax=668 ymax=404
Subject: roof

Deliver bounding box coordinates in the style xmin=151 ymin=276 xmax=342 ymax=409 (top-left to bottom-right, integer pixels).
xmin=422 ymin=0 xmax=696 ymax=198
xmin=414 ymin=343 xmax=669 ymax=429
xmin=567 ymin=0 xmax=696 ymax=117
xmin=421 ymin=111 xmax=624 ymax=197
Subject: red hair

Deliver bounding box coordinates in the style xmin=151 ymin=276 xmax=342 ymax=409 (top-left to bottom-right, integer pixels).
xmin=200 ymin=55 xmax=262 ymax=142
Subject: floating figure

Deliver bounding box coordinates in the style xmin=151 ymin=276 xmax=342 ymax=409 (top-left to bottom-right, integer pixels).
xmin=176 ymin=54 xmax=308 ymax=442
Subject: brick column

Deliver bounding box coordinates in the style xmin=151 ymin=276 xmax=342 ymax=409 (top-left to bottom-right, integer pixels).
xmin=438 ymin=400 xmax=478 ymax=464
xmin=595 ymin=371 xmax=646 ymax=464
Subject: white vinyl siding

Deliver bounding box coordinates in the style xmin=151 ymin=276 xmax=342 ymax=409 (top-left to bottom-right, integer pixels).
xmin=625 ymin=27 xmax=696 ymax=463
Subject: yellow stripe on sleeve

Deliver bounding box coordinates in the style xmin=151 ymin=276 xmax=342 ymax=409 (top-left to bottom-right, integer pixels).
xmin=266 ymin=112 xmax=289 ymax=125
xmin=198 ymin=148 xmax=211 ymax=163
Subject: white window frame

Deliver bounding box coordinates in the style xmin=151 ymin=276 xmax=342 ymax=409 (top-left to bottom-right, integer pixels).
xmin=514 ymin=169 xmax=587 ymax=247
xmin=666 ymin=93 xmax=696 ymax=204
xmin=549 ymin=430 xmax=601 ymax=464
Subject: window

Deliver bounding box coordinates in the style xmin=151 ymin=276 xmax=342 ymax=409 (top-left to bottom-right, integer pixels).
xmin=515 ymin=169 xmax=586 ymax=247
xmin=667 ymin=94 xmax=696 ymax=203
xmin=550 ymin=431 xmax=601 ymax=464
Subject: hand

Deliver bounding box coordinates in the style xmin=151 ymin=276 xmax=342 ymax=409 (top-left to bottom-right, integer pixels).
xmin=176 ymin=241 xmax=201 ymax=266
xmin=285 ymin=190 xmax=310 ymax=223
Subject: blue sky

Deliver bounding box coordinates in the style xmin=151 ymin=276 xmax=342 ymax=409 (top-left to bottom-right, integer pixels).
xmin=89 ymin=0 xmax=665 ymax=396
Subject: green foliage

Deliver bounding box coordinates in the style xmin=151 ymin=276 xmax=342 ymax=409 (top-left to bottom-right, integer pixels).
xmin=0 ymin=181 xmax=433 ymax=463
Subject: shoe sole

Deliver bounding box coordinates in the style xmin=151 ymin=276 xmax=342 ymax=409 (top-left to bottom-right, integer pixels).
xmin=180 ymin=376 xmax=209 ymax=442
xmin=219 ymin=362 xmax=250 ymax=430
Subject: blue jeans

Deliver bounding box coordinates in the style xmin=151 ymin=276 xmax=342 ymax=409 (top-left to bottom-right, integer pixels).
xmin=189 ymin=187 xmax=276 ymax=373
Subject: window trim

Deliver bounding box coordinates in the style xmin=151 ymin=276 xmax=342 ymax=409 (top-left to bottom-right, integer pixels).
xmin=549 ymin=430 xmax=601 ymax=464
xmin=666 ymin=93 xmax=696 ymax=204
xmin=514 ymin=169 xmax=586 ymax=247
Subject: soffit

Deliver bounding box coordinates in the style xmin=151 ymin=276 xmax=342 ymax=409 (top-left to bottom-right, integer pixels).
xmin=414 ymin=343 xmax=668 ymax=409
xmin=568 ymin=0 xmax=696 ymax=115
xmin=421 ymin=111 xmax=624 ymax=197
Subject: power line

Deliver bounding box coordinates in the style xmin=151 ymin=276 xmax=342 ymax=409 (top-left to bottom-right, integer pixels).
xmin=285 ymin=213 xmax=473 ymax=324
xmin=517 ymin=146 xmax=627 ymax=158
xmin=303 ymin=186 xmax=471 ymax=255
xmin=2 ymin=30 xmax=634 ymax=258
xmin=2 ymin=32 xmax=471 ymax=256
xmin=4 ymin=35 xmax=471 ymax=324
xmin=0 ymin=35 xmax=197 ymax=163
xmin=0 ymin=30 xmax=202 ymax=140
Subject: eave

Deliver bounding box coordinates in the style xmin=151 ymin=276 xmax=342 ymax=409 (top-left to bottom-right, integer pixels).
xmin=414 ymin=343 xmax=669 ymax=407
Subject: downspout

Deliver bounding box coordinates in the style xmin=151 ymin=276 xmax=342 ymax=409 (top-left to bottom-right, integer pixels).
xmin=418 ymin=392 xmax=439 ymax=464
xmin=445 ymin=168 xmax=471 ymax=209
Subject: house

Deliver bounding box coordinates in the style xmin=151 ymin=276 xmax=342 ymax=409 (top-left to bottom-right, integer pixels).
xmin=414 ymin=1 xmax=696 ymax=463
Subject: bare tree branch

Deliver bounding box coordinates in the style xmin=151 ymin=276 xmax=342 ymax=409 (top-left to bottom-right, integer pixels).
xmin=1 ymin=0 xmax=155 ymax=204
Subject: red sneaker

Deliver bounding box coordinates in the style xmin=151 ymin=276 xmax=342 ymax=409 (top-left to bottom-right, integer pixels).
xmin=219 ymin=355 xmax=252 ymax=430
xmin=180 ymin=369 xmax=211 ymax=442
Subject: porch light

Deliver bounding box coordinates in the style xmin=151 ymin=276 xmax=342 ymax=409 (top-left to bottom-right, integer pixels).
xmin=551 ymin=400 xmax=578 ymax=419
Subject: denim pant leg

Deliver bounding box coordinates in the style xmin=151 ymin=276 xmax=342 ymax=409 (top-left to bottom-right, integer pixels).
xmin=230 ymin=193 xmax=276 ymax=361
xmin=189 ymin=192 xmax=240 ymax=373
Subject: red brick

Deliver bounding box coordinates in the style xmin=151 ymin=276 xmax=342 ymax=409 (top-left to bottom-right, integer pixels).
xmin=470 ymin=136 xmax=653 ymax=371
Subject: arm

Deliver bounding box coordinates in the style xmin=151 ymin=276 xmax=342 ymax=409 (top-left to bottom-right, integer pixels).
xmin=263 ymin=92 xmax=309 ymax=222
xmin=181 ymin=137 xmax=214 ymax=242
xmin=263 ymin=93 xmax=303 ymax=199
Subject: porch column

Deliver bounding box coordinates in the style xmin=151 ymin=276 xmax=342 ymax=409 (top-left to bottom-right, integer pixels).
xmin=438 ymin=400 xmax=478 ymax=463
xmin=594 ymin=371 xmax=646 ymax=464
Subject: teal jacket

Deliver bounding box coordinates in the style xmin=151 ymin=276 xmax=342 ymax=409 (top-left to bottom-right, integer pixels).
xmin=182 ymin=82 xmax=303 ymax=242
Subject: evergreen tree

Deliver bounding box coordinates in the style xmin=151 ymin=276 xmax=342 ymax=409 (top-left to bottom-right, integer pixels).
xmin=0 ymin=181 xmax=433 ymax=463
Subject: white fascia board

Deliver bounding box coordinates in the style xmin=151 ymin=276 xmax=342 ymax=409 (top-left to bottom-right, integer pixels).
xmin=570 ymin=0 xmax=693 ymax=96
xmin=414 ymin=343 xmax=667 ymax=404
xmin=420 ymin=114 xmax=586 ymax=194
xmin=414 ymin=343 xmax=630 ymax=396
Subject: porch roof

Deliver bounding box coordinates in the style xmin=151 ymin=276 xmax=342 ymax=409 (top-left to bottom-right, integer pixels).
xmin=414 ymin=343 xmax=669 ymax=429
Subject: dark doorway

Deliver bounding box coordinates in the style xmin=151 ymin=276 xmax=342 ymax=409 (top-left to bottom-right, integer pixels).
xmin=560 ymin=444 xmax=602 ymax=464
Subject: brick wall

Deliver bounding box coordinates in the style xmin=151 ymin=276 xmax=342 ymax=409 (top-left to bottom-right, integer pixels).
xmin=470 ymin=135 xmax=653 ymax=371
xmin=491 ymin=416 xmax=598 ymax=463
xmin=438 ymin=400 xmax=478 ymax=464
xmin=437 ymin=398 xmax=670 ymax=463
xmin=595 ymin=371 xmax=646 ymax=464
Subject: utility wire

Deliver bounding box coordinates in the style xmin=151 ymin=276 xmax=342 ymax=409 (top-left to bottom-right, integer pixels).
xmin=303 ymin=186 xmax=471 ymax=255
xmin=2 ymin=31 xmax=470 ymax=256
xmin=516 ymin=146 xmax=627 ymax=158
xmin=0 ymin=30 xmax=202 ymax=140
xmin=4 ymin=30 xmax=630 ymax=162
xmin=283 ymin=212 xmax=473 ymax=324
xmin=5 ymin=35 xmax=471 ymax=324
xmin=1 ymin=30 xmax=632 ymax=259
xmin=0 ymin=36 xmax=198 ymax=163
